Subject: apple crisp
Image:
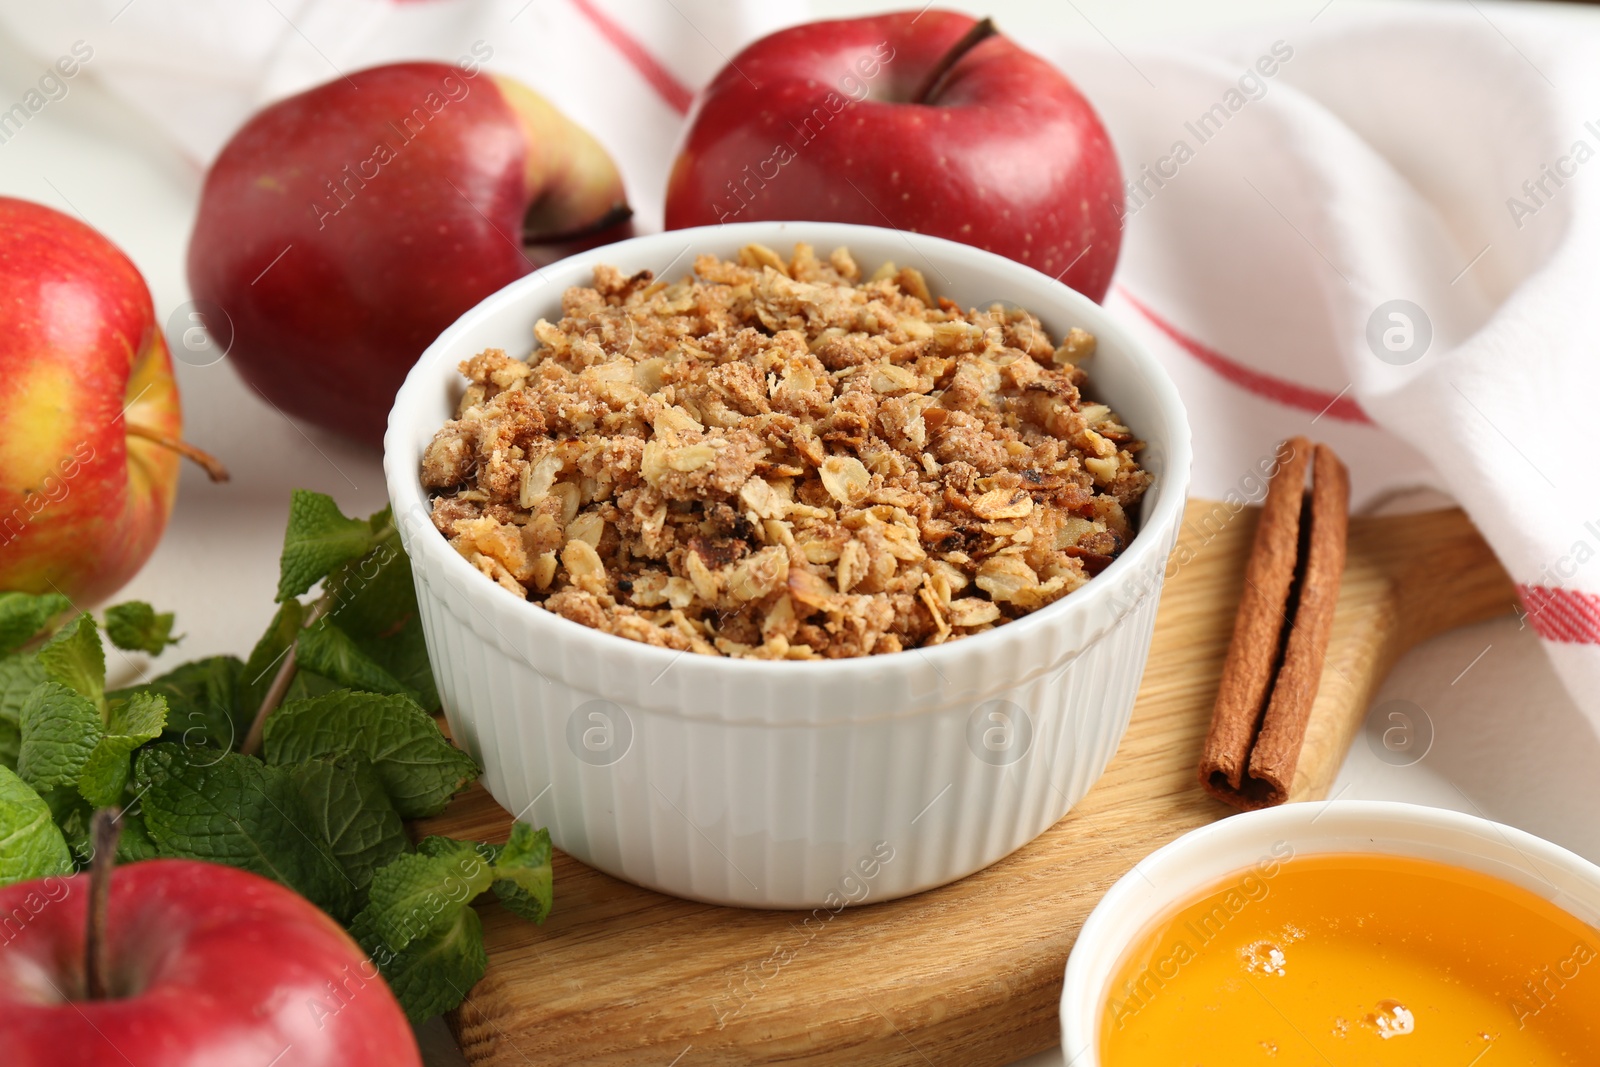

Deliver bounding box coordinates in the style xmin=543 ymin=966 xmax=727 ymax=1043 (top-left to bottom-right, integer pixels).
xmin=420 ymin=243 xmax=1151 ymax=660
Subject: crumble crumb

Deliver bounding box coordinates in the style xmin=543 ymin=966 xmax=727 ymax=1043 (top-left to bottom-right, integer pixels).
xmin=421 ymin=243 xmax=1151 ymax=659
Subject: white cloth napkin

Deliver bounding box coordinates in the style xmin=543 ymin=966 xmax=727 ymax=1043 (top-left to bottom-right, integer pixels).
xmin=3 ymin=0 xmax=1596 ymax=723
xmin=1045 ymin=6 xmax=1600 ymax=728
xmin=0 ymin=0 xmax=792 ymax=227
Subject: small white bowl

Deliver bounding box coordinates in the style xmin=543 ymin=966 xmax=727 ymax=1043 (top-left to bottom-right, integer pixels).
xmin=1060 ymin=801 xmax=1600 ymax=1064
xmin=384 ymin=221 xmax=1192 ymax=907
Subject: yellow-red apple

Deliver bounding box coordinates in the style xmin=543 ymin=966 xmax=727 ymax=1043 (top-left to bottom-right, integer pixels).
xmin=0 ymin=197 xmax=223 ymax=606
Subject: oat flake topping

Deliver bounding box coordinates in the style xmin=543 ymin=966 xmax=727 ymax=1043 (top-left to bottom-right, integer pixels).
xmin=421 ymin=243 xmax=1151 ymax=660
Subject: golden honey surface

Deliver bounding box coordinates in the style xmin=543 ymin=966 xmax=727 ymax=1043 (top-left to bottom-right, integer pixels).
xmin=1100 ymin=852 xmax=1599 ymax=1064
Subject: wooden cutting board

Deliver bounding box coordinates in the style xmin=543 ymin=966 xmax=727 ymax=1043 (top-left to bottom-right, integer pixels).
xmin=415 ymin=498 xmax=1516 ymax=1066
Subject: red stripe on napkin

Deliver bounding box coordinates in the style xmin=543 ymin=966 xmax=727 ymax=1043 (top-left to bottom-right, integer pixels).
xmin=1119 ymin=288 xmax=1374 ymax=425
xmin=568 ymin=0 xmax=694 ymax=115
xmin=1519 ymin=585 xmax=1600 ymax=645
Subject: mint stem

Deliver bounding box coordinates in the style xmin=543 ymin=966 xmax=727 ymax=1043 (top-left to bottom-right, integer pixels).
xmin=239 ymin=594 xmax=331 ymax=758
xmin=85 ymin=807 xmax=122 ymax=1000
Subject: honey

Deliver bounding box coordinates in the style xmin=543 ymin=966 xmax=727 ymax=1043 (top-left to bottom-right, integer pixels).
xmin=1100 ymin=851 xmax=1599 ymax=1064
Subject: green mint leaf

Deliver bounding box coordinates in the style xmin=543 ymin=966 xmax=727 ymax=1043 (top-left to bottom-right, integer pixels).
xmin=77 ymin=691 xmax=168 ymax=808
xmin=0 ymin=717 xmax=15 ymax=773
xmin=0 ymin=764 xmax=73 ymax=887
xmin=109 ymin=691 xmax=167 ymax=739
xmin=322 ymin=509 xmax=412 ymax=638
xmin=16 ymin=682 xmax=102 ymax=792
xmin=35 ymin=614 xmax=104 ymax=710
xmin=0 ymin=655 xmax=45 ymax=771
xmin=416 ymin=835 xmax=497 ymax=867
xmin=490 ymin=823 xmax=553 ymax=924
xmin=296 ymin=619 xmax=415 ymax=699
xmin=320 ymin=513 xmax=440 ymax=712
xmin=282 ymin=668 xmax=343 ymax=705
xmin=112 ymin=655 xmax=246 ymax=754
xmin=104 ymin=601 xmax=181 ymax=655
xmin=2 ymin=654 xmax=49 ymax=717
xmin=0 ymin=592 xmax=70 ymax=656
xmin=261 ymin=691 xmax=477 ymax=819
xmin=354 ymin=616 xmax=438 ymax=714
xmin=290 ymin=756 xmax=410 ymax=893
xmin=239 ymin=601 xmax=305 ymax=719
xmin=113 ymin=809 xmax=160 ymax=864
xmin=278 ymin=490 xmax=376 ymax=602
xmin=354 ymin=901 xmax=486 ymax=1024
xmin=137 ymin=743 xmax=357 ymax=921
xmin=38 ymin=785 xmax=93 ymax=869
xmin=359 ymin=838 xmax=493 ymax=954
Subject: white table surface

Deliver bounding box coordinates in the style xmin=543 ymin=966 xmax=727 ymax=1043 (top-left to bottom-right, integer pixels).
xmin=3 ymin=2 xmax=1595 ymax=1065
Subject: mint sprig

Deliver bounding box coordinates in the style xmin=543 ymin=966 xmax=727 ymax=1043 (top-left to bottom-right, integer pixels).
xmin=114 ymin=655 xmax=247 ymax=753
xmin=295 ymin=619 xmax=416 ymax=699
xmin=0 ymin=489 xmax=554 ymax=1023
xmin=18 ymin=618 xmax=171 ymax=811
xmin=290 ymin=756 xmax=409 ymax=892
xmin=490 ymin=822 xmax=555 ymax=924
xmin=17 ymin=682 xmax=102 ymax=793
xmin=78 ymin=691 xmax=166 ymax=808
xmin=0 ymin=654 xmax=47 ymax=770
xmin=37 ymin=614 xmax=106 ymax=710
xmin=104 ymin=601 xmax=182 ymax=655
xmin=358 ymin=837 xmax=495 ymax=953
xmin=0 ymin=764 xmax=72 ymax=887
xmin=278 ymin=488 xmax=380 ymax=601
xmin=0 ymin=592 xmax=69 ymax=657
xmin=262 ymin=691 xmax=477 ymax=820
xmin=137 ymin=742 xmax=359 ymax=921
xmin=354 ymin=902 xmax=488 ymax=1024
xmin=348 ymin=828 xmax=551 ymax=1022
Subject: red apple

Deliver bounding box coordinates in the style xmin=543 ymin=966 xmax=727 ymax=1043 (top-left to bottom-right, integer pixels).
xmin=0 ymin=197 xmax=224 ymax=606
xmin=665 ymin=11 xmax=1123 ymax=300
xmin=188 ymin=60 xmax=632 ymax=447
xmin=0 ymin=858 xmax=420 ymax=1067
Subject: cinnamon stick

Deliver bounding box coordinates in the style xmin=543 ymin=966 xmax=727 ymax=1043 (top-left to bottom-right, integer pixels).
xmin=1244 ymin=445 xmax=1350 ymax=803
xmin=1199 ymin=438 xmax=1349 ymax=810
xmin=1199 ymin=438 xmax=1310 ymax=800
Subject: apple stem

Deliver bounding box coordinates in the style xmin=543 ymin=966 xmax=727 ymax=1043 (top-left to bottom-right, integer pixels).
xmin=126 ymin=423 xmax=231 ymax=483
xmin=238 ymin=593 xmax=331 ymax=758
xmin=84 ymin=807 xmax=122 ymax=1001
xmin=910 ymin=16 xmax=1000 ymax=105
xmin=524 ymin=200 xmax=634 ymax=247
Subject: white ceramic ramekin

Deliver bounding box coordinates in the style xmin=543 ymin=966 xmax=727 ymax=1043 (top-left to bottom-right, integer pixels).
xmin=384 ymin=221 xmax=1192 ymax=908
xmin=1060 ymin=801 xmax=1600 ymax=1064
